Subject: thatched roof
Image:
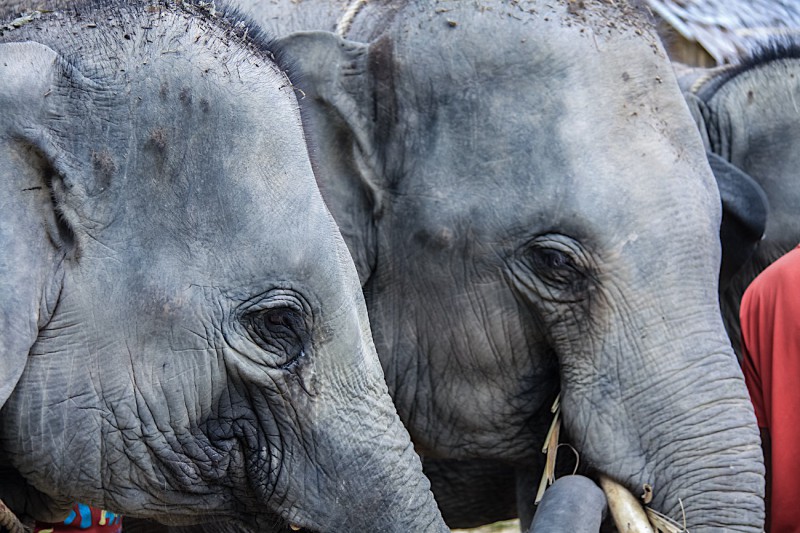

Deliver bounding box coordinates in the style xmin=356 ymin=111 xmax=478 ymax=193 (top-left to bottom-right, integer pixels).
xmin=646 ymin=0 xmax=800 ymax=64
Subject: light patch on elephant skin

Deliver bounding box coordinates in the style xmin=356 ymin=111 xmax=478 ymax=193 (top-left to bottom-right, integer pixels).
xmin=621 ymin=232 xmax=639 ymax=251
xmin=413 ymin=226 xmax=455 ymax=250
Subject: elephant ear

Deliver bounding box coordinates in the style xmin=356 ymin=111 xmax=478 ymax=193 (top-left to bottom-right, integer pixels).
xmin=682 ymin=92 xmax=712 ymax=151
xmin=707 ymin=151 xmax=769 ymax=288
xmin=275 ymin=31 xmax=394 ymax=285
xmin=0 ymin=41 xmax=78 ymax=408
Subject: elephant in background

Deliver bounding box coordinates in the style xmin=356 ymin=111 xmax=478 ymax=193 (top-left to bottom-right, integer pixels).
xmin=0 ymin=2 xmax=447 ymax=532
xmin=230 ymin=0 xmax=765 ymax=530
xmin=678 ymin=38 xmax=800 ymax=357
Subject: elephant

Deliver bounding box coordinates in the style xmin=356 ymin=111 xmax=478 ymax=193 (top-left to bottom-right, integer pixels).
xmin=0 ymin=2 xmax=448 ymax=532
xmin=677 ymin=38 xmax=800 ymax=358
xmin=224 ymin=1 xmax=766 ymax=530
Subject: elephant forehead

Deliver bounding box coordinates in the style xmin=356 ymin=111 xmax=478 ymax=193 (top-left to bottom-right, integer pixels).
xmin=391 ymin=0 xmax=659 ymax=86
xmin=66 ymin=58 xmax=344 ymax=292
xmin=389 ymin=14 xmax=717 ymax=245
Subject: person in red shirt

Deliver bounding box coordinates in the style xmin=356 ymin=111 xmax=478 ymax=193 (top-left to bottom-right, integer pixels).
xmin=741 ymin=244 xmax=800 ymax=532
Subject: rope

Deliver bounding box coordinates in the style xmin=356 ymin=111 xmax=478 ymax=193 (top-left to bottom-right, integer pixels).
xmin=0 ymin=499 xmax=26 ymax=533
xmin=335 ymin=0 xmax=368 ymax=37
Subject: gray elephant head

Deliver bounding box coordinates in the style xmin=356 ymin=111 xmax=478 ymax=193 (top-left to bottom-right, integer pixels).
xmin=238 ymin=0 xmax=766 ymax=530
xmin=679 ymin=38 xmax=800 ymax=356
xmin=0 ymin=3 xmax=446 ymax=532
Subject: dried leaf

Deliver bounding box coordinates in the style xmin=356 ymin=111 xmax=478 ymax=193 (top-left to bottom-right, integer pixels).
xmin=535 ymin=394 xmax=562 ymax=504
xmin=646 ymin=503 xmax=689 ymax=533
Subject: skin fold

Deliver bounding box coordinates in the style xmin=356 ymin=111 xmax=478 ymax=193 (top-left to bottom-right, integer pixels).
xmin=230 ymin=1 xmax=765 ymax=531
xmin=0 ymin=2 xmax=447 ymax=532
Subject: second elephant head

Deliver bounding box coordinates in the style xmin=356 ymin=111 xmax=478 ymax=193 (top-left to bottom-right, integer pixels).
xmin=264 ymin=1 xmax=765 ymax=530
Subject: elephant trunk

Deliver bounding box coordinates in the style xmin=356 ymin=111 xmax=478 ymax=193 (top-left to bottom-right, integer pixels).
xmin=561 ymin=304 xmax=764 ymax=532
xmin=258 ymin=268 xmax=449 ymax=532
xmin=642 ymin=350 xmax=764 ymax=532
xmin=309 ymin=387 xmax=448 ymax=532
xmin=345 ymin=441 xmax=447 ymax=532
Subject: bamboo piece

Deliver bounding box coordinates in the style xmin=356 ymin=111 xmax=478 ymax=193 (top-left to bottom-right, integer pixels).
xmin=535 ymin=395 xmax=562 ymax=504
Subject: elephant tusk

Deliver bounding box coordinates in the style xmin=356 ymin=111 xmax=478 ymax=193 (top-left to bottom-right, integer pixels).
xmin=598 ymin=475 xmax=655 ymax=533
xmin=289 ymin=524 xmax=301 ymax=531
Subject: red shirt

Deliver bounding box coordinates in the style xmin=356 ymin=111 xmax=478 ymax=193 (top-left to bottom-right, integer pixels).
xmin=741 ymin=245 xmax=800 ymax=532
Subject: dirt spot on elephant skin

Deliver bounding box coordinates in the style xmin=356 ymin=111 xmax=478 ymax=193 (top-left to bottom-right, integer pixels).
xmin=159 ymin=82 xmax=169 ymax=100
xmin=90 ymin=150 xmax=115 ymax=195
xmin=179 ymin=87 xmax=192 ymax=106
xmin=560 ymin=0 xmax=660 ymax=45
xmin=147 ymin=128 xmax=168 ymax=154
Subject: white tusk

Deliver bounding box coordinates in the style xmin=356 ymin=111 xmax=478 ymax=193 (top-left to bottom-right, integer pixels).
xmin=599 ymin=475 xmax=655 ymax=532
xmin=289 ymin=525 xmax=301 ymax=531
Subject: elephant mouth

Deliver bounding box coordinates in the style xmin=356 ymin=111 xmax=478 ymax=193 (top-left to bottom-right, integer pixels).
xmin=537 ymin=394 xmax=687 ymax=532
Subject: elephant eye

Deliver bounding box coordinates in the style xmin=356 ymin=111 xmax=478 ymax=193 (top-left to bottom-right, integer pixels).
xmin=522 ymin=236 xmax=591 ymax=294
xmin=530 ymin=248 xmax=573 ymax=271
xmin=244 ymin=307 xmax=309 ymax=369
